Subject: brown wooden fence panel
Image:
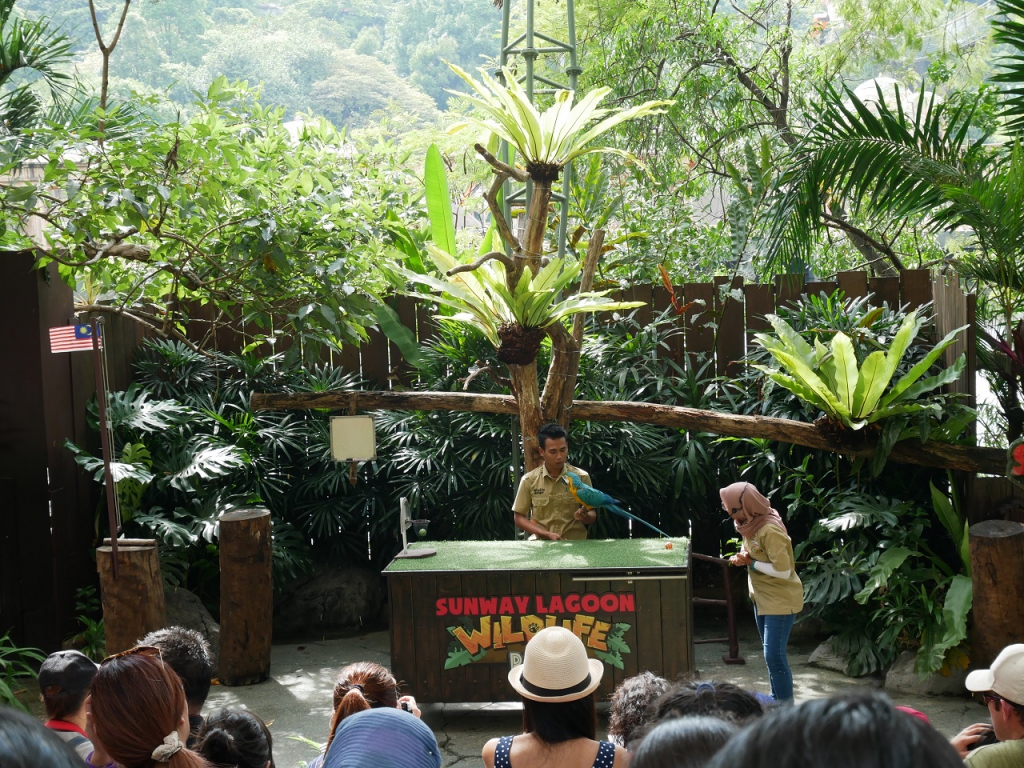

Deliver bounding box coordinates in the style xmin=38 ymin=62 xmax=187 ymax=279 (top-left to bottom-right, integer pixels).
xmin=774 ymin=274 xmax=805 ymax=310
xmin=651 ymin=287 xmax=683 ymax=365
xmin=869 ymin=276 xmax=900 ymax=308
xmin=900 ymin=269 xmax=932 ymax=309
xmin=837 ymin=271 xmax=869 ymax=299
xmin=630 ymin=284 xmax=654 ymax=328
xmin=714 ymin=277 xmax=745 ymax=376
xmin=804 ymin=281 xmax=837 ymax=299
xmin=360 ymin=328 xmax=391 ymax=387
xmin=744 ymin=284 xmax=774 ymax=352
xmin=683 ymin=283 xmax=715 ymax=370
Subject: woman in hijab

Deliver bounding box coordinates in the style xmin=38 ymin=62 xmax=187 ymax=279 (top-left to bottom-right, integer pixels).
xmin=721 ymin=481 xmax=803 ymax=705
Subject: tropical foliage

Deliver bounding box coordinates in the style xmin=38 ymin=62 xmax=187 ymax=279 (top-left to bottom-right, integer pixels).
xmin=0 ymin=630 xmax=44 ymax=711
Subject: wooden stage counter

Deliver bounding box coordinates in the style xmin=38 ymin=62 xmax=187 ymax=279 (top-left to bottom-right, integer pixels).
xmin=385 ymin=538 xmax=693 ymax=703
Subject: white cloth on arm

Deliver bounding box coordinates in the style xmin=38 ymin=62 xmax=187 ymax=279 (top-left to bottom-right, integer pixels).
xmin=752 ymin=560 xmax=791 ymax=580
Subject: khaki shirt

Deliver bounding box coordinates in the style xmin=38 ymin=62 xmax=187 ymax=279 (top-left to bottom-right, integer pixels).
xmin=745 ymin=523 xmax=804 ymax=615
xmin=512 ymin=463 xmax=592 ymax=540
xmin=965 ymin=738 xmax=1024 ymax=768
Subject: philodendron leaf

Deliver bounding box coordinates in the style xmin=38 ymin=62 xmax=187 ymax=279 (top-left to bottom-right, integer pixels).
xmin=854 ymin=546 xmax=914 ymax=604
xmin=424 ymin=144 xmax=456 ymax=256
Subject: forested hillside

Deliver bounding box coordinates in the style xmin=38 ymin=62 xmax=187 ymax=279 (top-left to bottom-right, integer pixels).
xmin=17 ymin=0 xmax=502 ymax=126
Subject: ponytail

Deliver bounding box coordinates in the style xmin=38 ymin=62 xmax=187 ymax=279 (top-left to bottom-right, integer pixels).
xmin=324 ymin=663 xmax=400 ymax=755
xmin=325 ymin=689 xmax=371 ymax=753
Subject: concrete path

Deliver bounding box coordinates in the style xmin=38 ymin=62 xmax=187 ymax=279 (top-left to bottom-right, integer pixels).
xmin=205 ymin=620 xmax=986 ymax=768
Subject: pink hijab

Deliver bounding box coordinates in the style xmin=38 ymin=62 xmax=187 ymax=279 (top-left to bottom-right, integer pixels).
xmin=720 ymin=481 xmax=787 ymax=539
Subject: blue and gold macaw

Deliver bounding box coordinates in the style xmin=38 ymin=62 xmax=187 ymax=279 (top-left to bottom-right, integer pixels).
xmin=564 ymin=470 xmax=669 ymax=538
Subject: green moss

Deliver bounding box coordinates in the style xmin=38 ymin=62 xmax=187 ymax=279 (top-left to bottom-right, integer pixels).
xmin=384 ymin=538 xmax=690 ymax=573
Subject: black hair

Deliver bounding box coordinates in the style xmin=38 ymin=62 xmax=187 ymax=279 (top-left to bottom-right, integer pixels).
xmin=537 ymin=423 xmax=567 ymax=449
xmin=41 ymin=686 xmax=88 ymax=722
xmin=608 ymin=672 xmax=670 ymax=747
xmin=631 ymin=715 xmax=736 ymax=768
xmin=139 ymin=626 xmax=213 ymax=708
xmin=705 ymin=691 xmax=964 ymax=768
xmin=652 ymin=679 xmax=764 ymax=725
xmin=0 ymin=704 xmax=85 ymax=768
xmin=521 ymin=694 xmax=597 ymax=744
xmin=195 ymin=708 xmax=274 ymax=768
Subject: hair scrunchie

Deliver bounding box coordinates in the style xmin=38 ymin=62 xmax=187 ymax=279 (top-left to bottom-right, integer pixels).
xmin=151 ymin=731 xmax=183 ymax=762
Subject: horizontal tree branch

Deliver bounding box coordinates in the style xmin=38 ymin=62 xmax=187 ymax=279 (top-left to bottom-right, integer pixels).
xmin=249 ymin=391 xmax=1005 ymax=474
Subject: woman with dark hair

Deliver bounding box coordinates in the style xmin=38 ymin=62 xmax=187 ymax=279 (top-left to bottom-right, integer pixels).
xmin=0 ymin=704 xmax=86 ymax=768
xmin=705 ymin=691 xmax=964 ymax=768
xmin=652 ymin=679 xmax=764 ymax=725
xmin=722 ymin=481 xmax=803 ymax=705
xmin=88 ymin=648 xmax=210 ymax=768
xmin=607 ymin=672 xmax=669 ymax=750
xmin=307 ymin=661 xmax=420 ymax=768
xmin=194 ymin=709 xmax=274 ymax=768
xmin=482 ymin=626 xmax=628 ymax=768
xmin=631 ymin=716 xmax=736 ymax=768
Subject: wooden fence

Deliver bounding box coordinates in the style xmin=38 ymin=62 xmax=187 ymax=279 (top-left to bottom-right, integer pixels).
xmin=0 ymin=260 xmax=981 ymax=649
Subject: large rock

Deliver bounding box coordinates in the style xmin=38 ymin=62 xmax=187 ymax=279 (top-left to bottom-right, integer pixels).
xmin=163 ymin=585 xmax=221 ymax=674
xmin=884 ymin=650 xmax=968 ymax=696
xmin=273 ymin=566 xmax=384 ymax=638
xmin=807 ymin=637 xmax=850 ymax=673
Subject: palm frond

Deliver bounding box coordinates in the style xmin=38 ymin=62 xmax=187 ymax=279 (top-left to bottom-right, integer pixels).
xmin=762 ymin=82 xmax=990 ymax=274
xmin=993 ymin=0 xmax=1024 ymax=135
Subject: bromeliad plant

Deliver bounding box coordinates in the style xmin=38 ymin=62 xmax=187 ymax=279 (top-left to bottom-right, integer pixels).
xmin=403 ymin=246 xmax=643 ymax=364
xmin=752 ymin=309 xmax=972 ymax=471
xmin=413 ymin=67 xmax=672 ymax=469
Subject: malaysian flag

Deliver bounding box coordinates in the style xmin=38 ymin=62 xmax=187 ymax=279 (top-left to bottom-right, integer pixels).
xmin=49 ymin=324 xmax=102 ymax=353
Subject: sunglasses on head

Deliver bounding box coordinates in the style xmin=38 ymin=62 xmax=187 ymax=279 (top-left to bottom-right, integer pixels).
xmin=101 ymin=645 xmax=161 ymax=665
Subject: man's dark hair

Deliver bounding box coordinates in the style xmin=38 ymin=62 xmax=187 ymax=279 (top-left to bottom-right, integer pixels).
xmin=139 ymin=626 xmax=213 ymax=708
xmin=0 ymin=705 xmax=84 ymax=768
xmin=522 ymin=694 xmax=597 ymax=744
xmin=705 ymin=691 xmax=963 ymax=768
xmin=652 ymin=679 xmax=764 ymax=725
xmin=537 ymin=423 xmax=568 ymax=449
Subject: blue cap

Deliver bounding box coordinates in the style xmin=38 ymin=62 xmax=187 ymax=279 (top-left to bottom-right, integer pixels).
xmin=323 ymin=708 xmax=441 ymax=768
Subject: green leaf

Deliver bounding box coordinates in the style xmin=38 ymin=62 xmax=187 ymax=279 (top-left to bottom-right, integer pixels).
xmin=373 ymin=302 xmax=425 ymax=371
xmin=424 ymin=144 xmax=456 ymax=256
xmin=854 ymin=547 xmax=914 ymax=604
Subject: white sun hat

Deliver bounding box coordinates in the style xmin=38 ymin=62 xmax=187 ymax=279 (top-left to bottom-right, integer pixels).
xmin=966 ymin=644 xmax=1024 ymax=706
xmin=508 ymin=626 xmax=604 ymax=703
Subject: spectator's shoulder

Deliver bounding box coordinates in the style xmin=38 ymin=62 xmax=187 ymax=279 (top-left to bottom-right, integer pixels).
xmin=965 ymin=739 xmax=1024 ymax=768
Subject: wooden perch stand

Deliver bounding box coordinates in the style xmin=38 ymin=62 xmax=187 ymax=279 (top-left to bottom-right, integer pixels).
xmin=249 ymin=390 xmax=1005 ymax=474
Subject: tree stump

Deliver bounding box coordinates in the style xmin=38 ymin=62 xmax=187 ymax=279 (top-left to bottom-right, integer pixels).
xmin=219 ymin=508 xmax=272 ymax=685
xmin=969 ymin=519 xmax=1024 ymax=667
xmin=97 ymin=539 xmax=167 ymax=655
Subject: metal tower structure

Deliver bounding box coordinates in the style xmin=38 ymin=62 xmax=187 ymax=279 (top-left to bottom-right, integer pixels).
xmin=496 ymin=0 xmax=579 ymax=259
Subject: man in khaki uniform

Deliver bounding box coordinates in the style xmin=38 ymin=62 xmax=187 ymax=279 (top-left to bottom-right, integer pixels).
xmin=512 ymin=424 xmax=595 ymax=540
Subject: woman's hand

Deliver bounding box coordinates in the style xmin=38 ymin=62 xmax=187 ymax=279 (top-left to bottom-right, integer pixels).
xmin=729 ymin=551 xmax=753 ymax=567
xmin=398 ymin=695 xmax=422 ymax=718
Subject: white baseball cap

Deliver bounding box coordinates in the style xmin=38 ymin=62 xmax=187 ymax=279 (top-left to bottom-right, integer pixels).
xmin=966 ymin=644 xmax=1024 ymax=706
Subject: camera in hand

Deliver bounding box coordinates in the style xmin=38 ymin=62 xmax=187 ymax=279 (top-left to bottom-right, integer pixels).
xmin=967 ymin=727 xmax=999 ymax=751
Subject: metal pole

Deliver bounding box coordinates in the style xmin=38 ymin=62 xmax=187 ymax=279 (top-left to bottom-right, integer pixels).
xmin=91 ymin=317 xmax=120 ymax=579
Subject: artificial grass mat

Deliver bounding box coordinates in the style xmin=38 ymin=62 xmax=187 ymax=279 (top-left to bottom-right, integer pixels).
xmin=384 ymin=537 xmax=690 ymax=573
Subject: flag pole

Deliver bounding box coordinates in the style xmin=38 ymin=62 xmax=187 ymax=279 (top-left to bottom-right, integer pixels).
xmin=91 ymin=317 xmax=120 ymax=579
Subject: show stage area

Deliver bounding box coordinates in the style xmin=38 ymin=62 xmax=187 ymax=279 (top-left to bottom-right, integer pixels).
xmin=197 ymin=618 xmax=986 ymax=768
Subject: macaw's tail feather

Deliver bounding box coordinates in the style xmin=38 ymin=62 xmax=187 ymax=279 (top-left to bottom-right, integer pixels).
xmin=607 ymin=504 xmax=670 ymax=538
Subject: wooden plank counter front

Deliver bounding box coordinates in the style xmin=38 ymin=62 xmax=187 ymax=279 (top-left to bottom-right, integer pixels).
xmin=385 ymin=538 xmax=693 ymax=703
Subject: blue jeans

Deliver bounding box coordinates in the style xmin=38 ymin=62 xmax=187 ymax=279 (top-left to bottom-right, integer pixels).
xmin=754 ymin=608 xmax=796 ymax=703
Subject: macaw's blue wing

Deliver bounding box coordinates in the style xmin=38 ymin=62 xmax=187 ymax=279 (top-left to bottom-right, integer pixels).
xmin=606 ymin=503 xmax=671 ymax=538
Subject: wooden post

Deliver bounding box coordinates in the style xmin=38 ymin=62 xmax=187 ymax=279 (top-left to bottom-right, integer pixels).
xmin=96 ymin=539 xmax=167 ymax=654
xmin=219 ymin=508 xmax=272 ymax=685
xmin=969 ymin=520 xmax=1024 ymax=667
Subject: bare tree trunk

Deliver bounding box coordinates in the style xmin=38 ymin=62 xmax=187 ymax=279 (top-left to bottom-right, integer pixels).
xmin=509 ymin=361 xmax=544 ymax=471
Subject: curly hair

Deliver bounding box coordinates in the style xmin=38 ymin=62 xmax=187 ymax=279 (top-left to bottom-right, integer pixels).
xmin=608 ymin=672 xmax=669 ymax=747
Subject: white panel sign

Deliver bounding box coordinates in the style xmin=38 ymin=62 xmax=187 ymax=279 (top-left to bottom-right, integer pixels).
xmin=329 ymin=416 xmax=377 ymax=462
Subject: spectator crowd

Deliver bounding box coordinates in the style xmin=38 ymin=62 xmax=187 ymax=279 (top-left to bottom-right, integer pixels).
xmin=2 ymin=624 xmax=1021 ymax=768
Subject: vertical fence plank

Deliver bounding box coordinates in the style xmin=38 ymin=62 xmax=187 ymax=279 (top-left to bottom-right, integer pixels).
xmin=714 ymin=276 xmax=745 ymax=376
xmin=652 ymin=287 xmax=684 ymax=367
xmin=966 ymin=292 xmax=977 ymax=410
xmin=360 ymin=328 xmax=391 ymax=388
xmin=336 ymin=344 xmax=361 ymax=377
xmin=804 ymin=280 xmax=837 ymax=299
xmin=868 ymin=276 xmax=900 ymax=308
xmin=744 ymin=284 xmax=774 ymax=350
xmin=900 ymin=269 xmax=932 ymax=310
xmin=682 ymin=283 xmax=715 ymax=371
xmin=629 ymin=284 xmax=654 ymax=328
xmin=774 ymin=274 xmax=804 ymax=311
xmin=416 ymin=300 xmax=437 ymax=347
xmin=393 ymin=296 xmax=419 ymax=386
xmin=837 ymin=271 xmax=869 ymax=299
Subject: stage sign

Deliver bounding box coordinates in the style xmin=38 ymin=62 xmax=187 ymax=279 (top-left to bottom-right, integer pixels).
xmin=330 ymin=415 xmax=376 ymax=462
